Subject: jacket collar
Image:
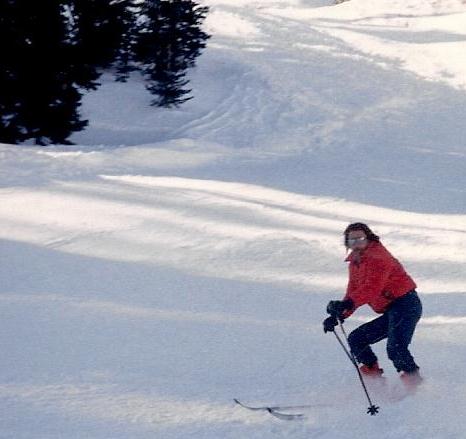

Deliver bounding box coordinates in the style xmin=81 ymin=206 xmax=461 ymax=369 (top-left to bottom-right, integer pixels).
xmin=345 ymin=241 xmax=378 ymax=262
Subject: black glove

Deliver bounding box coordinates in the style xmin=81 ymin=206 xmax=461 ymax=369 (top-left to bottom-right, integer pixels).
xmin=323 ymin=315 xmax=338 ymax=333
xmin=326 ymin=299 xmax=354 ymax=320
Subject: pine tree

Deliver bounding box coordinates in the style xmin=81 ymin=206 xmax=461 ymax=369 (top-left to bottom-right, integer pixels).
xmin=0 ymin=0 xmax=210 ymax=145
xmin=0 ymin=0 xmax=23 ymax=143
xmin=0 ymin=0 xmax=97 ymax=144
xmin=114 ymin=1 xmax=140 ymax=82
xmin=70 ymin=0 xmax=135 ymax=69
xmin=135 ymin=0 xmax=210 ymax=107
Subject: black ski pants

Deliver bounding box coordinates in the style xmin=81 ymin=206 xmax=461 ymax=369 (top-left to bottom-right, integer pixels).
xmin=347 ymin=291 xmax=422 ymax=373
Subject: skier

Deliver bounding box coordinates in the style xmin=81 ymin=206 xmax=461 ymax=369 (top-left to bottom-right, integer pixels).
xmin=323 ymin=223 xmax=423 ymax=386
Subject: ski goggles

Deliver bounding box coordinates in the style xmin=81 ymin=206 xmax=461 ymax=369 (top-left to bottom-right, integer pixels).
xmin=347 ymin=236 xmax=367 ymax=246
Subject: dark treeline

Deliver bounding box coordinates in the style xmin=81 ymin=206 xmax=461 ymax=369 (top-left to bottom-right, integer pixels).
xmin=0 ymin=0 xmax=210 ymax=145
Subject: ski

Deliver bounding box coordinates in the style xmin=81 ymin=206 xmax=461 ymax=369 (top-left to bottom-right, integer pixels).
xmin=266 ymin=408 xmax=305 ymax=421
xmin=234 ymin=398 xmax=309 ymax=420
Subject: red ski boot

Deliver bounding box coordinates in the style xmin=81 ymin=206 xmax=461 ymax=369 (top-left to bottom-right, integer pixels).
xmin=359 ymin=362 xmax=384 ymax=379
xmin=400 ymin=369 xmax=423 ymax=391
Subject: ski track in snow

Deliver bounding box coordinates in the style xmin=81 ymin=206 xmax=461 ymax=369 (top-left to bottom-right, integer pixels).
xmin=1 ymin=0 xmax=466 ymax=438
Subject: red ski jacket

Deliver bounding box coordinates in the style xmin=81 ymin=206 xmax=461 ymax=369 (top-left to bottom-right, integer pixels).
xmin=343 ymin=241 xmax=416 ymax=316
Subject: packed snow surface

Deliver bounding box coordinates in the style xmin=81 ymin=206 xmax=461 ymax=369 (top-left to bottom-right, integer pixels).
xmin=1 ymin=0 xmax=465 ymax=438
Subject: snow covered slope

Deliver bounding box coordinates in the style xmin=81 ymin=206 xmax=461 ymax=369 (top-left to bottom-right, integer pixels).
xmin=1 ymin=0 xmax=466 ymax=438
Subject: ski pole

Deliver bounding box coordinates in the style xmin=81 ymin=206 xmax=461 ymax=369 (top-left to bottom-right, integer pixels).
xmin=333 ymin=320 xmax=380 ymax=416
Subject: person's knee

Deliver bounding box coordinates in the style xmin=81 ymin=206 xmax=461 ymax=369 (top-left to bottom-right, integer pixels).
xmin=348 ymin=329 xmax=363 ymax=350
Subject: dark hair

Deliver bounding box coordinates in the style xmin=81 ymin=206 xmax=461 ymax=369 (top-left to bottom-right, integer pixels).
xmin=343 ymin=223 xmax=380 ymax=248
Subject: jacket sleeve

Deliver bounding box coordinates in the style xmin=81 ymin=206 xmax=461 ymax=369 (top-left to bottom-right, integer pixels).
xmin=342 ymin=271 xmax=359 ymax=318
xmin=343 ymin=257 xmax=392 ymax=318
